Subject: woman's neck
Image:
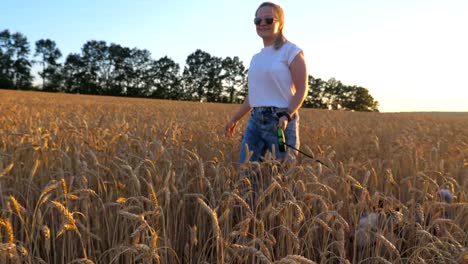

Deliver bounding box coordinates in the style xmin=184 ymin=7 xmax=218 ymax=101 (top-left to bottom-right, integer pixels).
xmin=263 ymin=37 xmax=274 ymax=47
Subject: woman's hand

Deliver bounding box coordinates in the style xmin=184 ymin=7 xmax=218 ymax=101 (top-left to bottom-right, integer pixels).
xmin=224 ymin=99 xmax=251 ymax=137
xmin=276 ymin=111 xmax=292 ymax=130
xmin=224 ymin=119 xmax=238 ymax=137
xmin=277 ymin=115 xmax=289 ymax=130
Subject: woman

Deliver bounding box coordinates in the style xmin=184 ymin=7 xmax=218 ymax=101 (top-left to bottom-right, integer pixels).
xmin=224 ymin=2 xmax=308 ymax=163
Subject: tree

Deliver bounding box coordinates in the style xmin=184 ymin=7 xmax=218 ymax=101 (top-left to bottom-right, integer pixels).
xmin=304 ymin=76 xmax=379 ymax=111
xmin=62 ymin=53 xmax=87 ymax=94
xmin=0 ymin=30 xmax=14 ymax=88
xmin=11 ymin=32 xmax=33 ymax=89
xmin=340 ymin=86 xmax=379 ymax=112
xmin=305 ymin=75 xmax=327 ymax=109
xmin=206 ymin=56 xmax=223 ymax=102
xmin=221 ymin=56 xmax=246 ymax=103
xmin=107 ymin=43 xmax=131 ymax=96
xmin=34 ymin=39 xmax=62 ymax=91
xmin=0 ymin=50 xmax=13 ymax=88
xmin=61 ymin=41 xmax=159 ymax=97
xmin=236 ymin=69 xmax=249 ymax=103
xmin=151 ymin=56 xmax=181 ymax=99
xmin=125 ymin=48 xmax=154 ymax=97
xmin=323 ymin=78 xmax=345 ymax=110
xmin=0 ymin=30 xmax=33 ymax=89
xmin=80 ymin=40 xmax=109 ymax=94
xmin=182 ymin=49 xmax=213 ymax=101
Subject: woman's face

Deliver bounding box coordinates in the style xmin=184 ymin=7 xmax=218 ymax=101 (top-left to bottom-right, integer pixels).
xmin=255 ymin=6 xmax=281 ymax=41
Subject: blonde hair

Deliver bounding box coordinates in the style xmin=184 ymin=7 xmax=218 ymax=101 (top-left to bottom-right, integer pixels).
xmin=256 ymin=2 xmax=287 ymax=50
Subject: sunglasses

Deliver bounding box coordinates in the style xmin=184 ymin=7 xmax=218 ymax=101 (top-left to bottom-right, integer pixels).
xmin=253 ymin=17 xmax=276 ymax=26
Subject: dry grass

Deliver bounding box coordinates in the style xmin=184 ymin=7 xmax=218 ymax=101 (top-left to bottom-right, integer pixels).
xmin=0 ymin=90 xmax=467 ymax=263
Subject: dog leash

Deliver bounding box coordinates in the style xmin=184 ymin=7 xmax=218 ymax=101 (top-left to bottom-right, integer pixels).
xmin=277 ymin=128 xmax=330 ymax=168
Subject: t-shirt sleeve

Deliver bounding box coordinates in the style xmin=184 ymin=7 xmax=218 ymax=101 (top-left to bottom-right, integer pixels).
xmin=286 ymin=43 xmax=303 ymax=65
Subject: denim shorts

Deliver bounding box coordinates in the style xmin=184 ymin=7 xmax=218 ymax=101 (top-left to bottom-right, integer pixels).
xmin=239 ymin=106 xmax=300 ymax=163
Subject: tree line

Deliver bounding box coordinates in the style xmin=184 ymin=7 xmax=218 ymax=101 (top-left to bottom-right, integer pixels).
xmin=0 ymin=29 xmax=379 ymax=111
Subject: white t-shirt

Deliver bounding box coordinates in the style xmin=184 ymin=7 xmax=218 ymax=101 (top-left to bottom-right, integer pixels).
xmin=248 ymin=41 xmax=303 ymax=108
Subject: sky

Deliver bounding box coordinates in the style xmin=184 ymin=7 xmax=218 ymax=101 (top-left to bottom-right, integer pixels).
xmin=2 ymin=0 xmax=467 ymax=112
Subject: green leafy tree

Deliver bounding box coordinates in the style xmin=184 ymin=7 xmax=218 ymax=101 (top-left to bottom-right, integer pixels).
xmin=62 ymin=53 xmax=88 ymax=94
xmin=81 ymin=40 xmax=108 ymax=94
xmin=221 ymin=56 xmax=246 ymax=103
xmin=323 ymin=78 xmax=344 ymax=110
xmin=182 ymin=49 xmax=230 ymax=102
xmin=304 ymin=76 xmax=379 ymax=111
xmin=0 ymin=52 xmax=13 ymax=88
xmin=61 ymin=41 xmax=158 ymax=97
xmin=151 ymin=56 xmax=181 ymax=99
xmin=235 ymin=69 xmax=249 ymax=103
xmin=0 ymin=30 xmax=14 ymax=88
xmin=305 ymin=75 xmax=327 ymax=109
xmin=11 ymin=32 xmax=33 ymax=89
xmin=182 ymin=49 xmax=213 ymax=101
xmin=206 ymin=56 xmax=223 ymax=102
xmin=0 ymin=30 xmax=32 ymax=89
xmin=125 ymin=48 xmax=154 ymax=97
xmin=34 ymin=39 xmax=62 ymax=91
xmin=340 ymin=85 xmax=379 ymax=112
xmin=107 ymin=43 xmax=131 ymax=96
xmin=0 ymin=30 xmax=14 ymax=89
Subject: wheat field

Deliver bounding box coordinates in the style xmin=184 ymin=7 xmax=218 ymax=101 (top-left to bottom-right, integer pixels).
xmin=0 ymin=90 xmax=467 ymax=263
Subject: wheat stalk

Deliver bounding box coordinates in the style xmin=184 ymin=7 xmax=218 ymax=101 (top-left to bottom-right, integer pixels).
xmin=230 ymin=243 xmax=271 ymax=264
xmin=196 ymin=197 xmax=224 ymax=264
xmin=276 ymin=255 xmax=317 ymax=264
